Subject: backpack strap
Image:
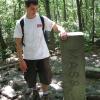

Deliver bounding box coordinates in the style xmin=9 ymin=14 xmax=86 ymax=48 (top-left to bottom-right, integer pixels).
xmin=20 ymin=18 xmax=25 ymax=46
xmin=40 ymin=16 xmax=49 ymax=44
xmin=40 ymin=16 xmax=45 ymax=33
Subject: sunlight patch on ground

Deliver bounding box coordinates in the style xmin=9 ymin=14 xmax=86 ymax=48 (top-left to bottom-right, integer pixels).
xmin=50 ymin=79 xmax=63 ymax=91
xmin=1 ymin=85 xmax=16 ymax=97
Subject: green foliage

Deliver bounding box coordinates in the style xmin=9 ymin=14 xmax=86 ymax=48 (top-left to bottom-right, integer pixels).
xmin=0 ymin=0 xmax=100 ymax=60
xmin=84 ymin=40 xmax=93 ymax=52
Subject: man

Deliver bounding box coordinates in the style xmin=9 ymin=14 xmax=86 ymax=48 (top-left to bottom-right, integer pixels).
xmin=14 ymin=0 xmax=67 ymax=100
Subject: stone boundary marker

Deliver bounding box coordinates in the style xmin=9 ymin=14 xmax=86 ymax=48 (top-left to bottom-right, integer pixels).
xmin=60 ymin=32 xmax=86 ymax=100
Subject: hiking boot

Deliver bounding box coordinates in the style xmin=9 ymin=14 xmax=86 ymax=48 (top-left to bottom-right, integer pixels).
xmin=25 ymin=88 xmax=33 ymax=95
xmin=24 ymin=88 xmax=40 ymax=100
xmin=32 ymin=90 xmax=41 ymax=100
xmin=24 ymin=88 xmax=33 ymax=100
xmin=41 ymin=94 xmax=50 ymax=100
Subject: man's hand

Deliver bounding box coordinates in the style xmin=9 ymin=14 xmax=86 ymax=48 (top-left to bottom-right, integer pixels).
xmin=19 ymin=60 xmax=27 ymax=72
xmin=59 ymin=32 xmax=68 ymax=40
xmin=52 ymin=24 xmax=68 ymax=40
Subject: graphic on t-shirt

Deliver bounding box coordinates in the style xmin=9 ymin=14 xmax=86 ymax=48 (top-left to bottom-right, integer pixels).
xmin=37 ymin=24 xmax=42 ymax=28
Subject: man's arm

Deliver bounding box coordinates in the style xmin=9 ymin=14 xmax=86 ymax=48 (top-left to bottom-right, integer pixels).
xmin=52 ymin=23 xmax=68 ymax=40
xmin=15 ymin=38 xmax=27 ymax=72
xmin=52 ymin=24 xmax=65 ymax=33
xmin=15 ymin=38 xmax=23 ymax=61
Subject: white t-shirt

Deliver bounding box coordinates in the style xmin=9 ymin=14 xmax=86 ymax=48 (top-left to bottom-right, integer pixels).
xmin=14 ymin=13 xmax=55 ymax=60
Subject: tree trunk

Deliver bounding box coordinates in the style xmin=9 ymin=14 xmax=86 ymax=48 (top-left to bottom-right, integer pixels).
xmin=92 ymin=0 xmax=95 ymax=43
xmin=85 ymin=0 xmax=88 ymax=25
xmin=76 ymin=0 xmax=83 ymax=31
xmin=0 ymin=21 xmax=7 ymax=60
xmin=43 ymin=0 xmax=55 ymax=51
xmin=13 ymin=3 xmax=17 ymax=21
xmin=44 ymin=0 xmax=51 ymax=19
xmin=53 ymin=0 xmax=56 ymax=21
xmin=63 ymin=0 xmax=67 ymax=21
xmin=48 ymin=31 xmax=55 ymax=52
xmin=56 ymin=0 xmax=60 ymax=22
xmin=18 ymin=0 xmax=21 ymax=18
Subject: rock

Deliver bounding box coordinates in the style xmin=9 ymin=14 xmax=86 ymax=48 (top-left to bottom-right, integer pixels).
xmin=9 ymin=80 xmax=26 ymax=91
xmin=50 ymin=83 xmax=63 ymax=92
xmin=95 ymin=39 xmax=100 ymax=47
xmin=0 ymin=85 xmax=16 ymax=99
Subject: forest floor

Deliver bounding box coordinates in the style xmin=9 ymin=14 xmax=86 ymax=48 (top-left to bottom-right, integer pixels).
xmin=0 ymin=47 xmax=100 ymax=100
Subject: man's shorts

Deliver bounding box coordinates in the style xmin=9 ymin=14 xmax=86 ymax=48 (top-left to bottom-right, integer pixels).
xmin=24 ymin=57 xmax=52 ymax=88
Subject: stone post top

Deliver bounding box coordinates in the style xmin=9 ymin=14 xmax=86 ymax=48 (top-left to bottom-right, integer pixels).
xmin=67 ymin=32 xmax=84 ymax=36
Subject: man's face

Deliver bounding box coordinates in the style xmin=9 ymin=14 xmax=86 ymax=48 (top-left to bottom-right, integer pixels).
xmin=26 ymin=4 xmax=38 ymax=18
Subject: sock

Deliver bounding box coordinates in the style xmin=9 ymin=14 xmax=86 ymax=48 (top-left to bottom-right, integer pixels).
xmin=43 ymin=91 xmax=49 ymax=96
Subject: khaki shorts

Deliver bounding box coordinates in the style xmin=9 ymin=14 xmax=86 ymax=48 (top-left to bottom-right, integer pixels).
xmin=24 ymin=57 xmax=52 ymax=88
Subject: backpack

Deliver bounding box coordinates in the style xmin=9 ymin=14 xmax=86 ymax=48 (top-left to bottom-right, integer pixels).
xmin=20 ymin=16 xmax=49 ymax=46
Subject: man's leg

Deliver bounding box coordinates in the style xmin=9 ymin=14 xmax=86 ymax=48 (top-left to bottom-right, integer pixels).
xmin=37 ymin=58 xmax=52 ymax=99
xmin=41 ymin=84 xmax=49 ymax=93
xmin=24 ymin=59 xmax=37 ymax=88
xmin=23 ymin=59 xmax=41 ymax=100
